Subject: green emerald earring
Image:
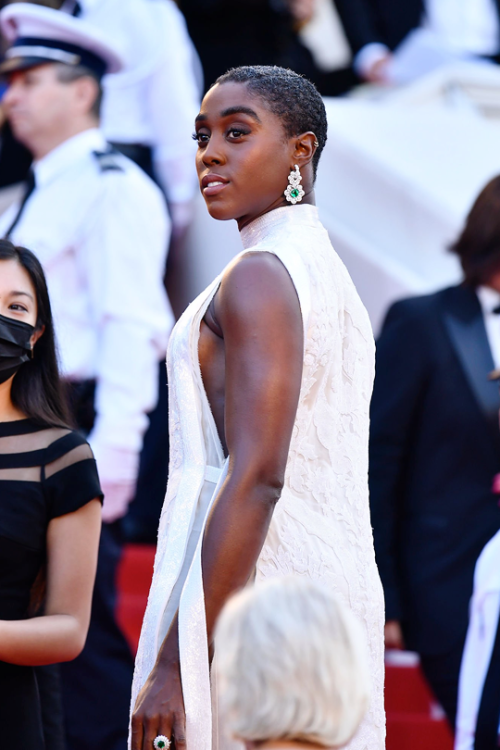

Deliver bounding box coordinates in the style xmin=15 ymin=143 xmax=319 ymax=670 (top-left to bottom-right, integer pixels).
xmin=284 ymin=164 xmax=305 ymax=204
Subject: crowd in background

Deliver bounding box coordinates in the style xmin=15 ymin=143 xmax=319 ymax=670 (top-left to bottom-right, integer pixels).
xmin=1 ymin=1 xmax=500 ymax=750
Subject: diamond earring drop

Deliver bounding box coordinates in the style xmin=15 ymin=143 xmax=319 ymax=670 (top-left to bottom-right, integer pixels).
xmin=284 ymin=164 xmax=305 ymax=204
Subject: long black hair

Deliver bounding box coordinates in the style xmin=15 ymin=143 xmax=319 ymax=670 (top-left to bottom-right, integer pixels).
xmin=0 ymin=239 xmax=71 ymax=427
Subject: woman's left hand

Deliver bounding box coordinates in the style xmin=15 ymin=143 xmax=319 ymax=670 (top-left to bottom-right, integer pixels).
xmin=131 ymin=652 xmax=186 ymax=750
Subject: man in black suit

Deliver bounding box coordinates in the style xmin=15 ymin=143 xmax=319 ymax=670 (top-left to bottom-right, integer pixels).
xmin=334 ymin=0 xmax=500 ymax=82
xmin=370 ymin=176 xmax=500 ymax=729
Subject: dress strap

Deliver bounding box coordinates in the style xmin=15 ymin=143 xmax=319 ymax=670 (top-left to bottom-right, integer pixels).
xmin=179 ymin=456 xmax=230 ymax=749
xmin=204 ymin=465 xmax=223 ymax=484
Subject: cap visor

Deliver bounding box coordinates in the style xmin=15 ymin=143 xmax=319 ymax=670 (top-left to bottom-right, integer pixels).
xmin=0 ymin=55 xmax=54 ymax=76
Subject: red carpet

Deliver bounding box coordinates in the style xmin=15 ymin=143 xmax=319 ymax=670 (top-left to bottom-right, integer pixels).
xmin=117 ymin=544 xmax=453 ymax=750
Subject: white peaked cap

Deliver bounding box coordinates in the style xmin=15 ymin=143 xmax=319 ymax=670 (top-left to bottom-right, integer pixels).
xmin=0 ymin=3 xmax=123 ymax=77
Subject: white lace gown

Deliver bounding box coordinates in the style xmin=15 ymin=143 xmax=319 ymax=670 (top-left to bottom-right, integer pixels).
xmin=130 ymin=204 xmax=386 ymax=750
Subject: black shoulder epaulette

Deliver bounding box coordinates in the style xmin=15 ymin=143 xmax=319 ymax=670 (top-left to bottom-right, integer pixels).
xmin=92 ymin=147 xmax=124 ymax=173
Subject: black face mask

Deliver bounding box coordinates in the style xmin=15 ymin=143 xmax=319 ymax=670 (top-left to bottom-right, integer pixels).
xmin=0 ymin=313 xmax=35 ymax=385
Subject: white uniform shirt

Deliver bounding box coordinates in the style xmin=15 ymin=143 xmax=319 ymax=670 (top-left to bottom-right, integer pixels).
xmin=455 ymin=530 xmax=500 ymax=750
xmin=477 ymin=286 xmax=500 ymax=370
xmin=0 ymin=128 xmax=172 ymax=519
xmin=356 ymin=0 xmax=500 ymax=77
xmin=72 ymin=0 xmax=201 ymax=227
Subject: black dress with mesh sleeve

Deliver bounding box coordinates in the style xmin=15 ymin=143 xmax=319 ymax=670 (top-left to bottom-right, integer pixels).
xmin=0 ymin=418 xmax=103 ymax=749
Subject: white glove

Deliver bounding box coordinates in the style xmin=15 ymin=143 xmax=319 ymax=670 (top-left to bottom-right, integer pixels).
xmin=354 ymin=43 xmax=392 ymax=82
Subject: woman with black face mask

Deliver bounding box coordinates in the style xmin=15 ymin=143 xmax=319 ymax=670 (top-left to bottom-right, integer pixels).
xmin=0 ymin=238 xmax=102 ymax=748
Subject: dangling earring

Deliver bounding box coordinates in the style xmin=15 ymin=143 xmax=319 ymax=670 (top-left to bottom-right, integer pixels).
xmin=284 ymin=164 xmax=305 ymax=204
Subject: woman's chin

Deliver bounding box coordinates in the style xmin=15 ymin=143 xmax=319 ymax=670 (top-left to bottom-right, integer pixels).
xmin=205 ymin=201 xmax=237 ymax=222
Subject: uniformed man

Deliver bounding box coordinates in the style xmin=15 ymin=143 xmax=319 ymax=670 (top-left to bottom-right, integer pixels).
xmin=58 ymin=0 xmax=202 ymax=541
xmin=60 ymin=0 xmax=201 ymax=232
xmin=0 ymin=5 xmax=172 ymax=749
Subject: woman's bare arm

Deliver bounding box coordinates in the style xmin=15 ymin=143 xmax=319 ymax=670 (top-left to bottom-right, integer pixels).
xmin=0 ymin=499 xmax=101 ymax=665
xmin=132 ymin=252 xmax=304 ymax=749
xmin=202 ymin=252 xmax=304 ymax=640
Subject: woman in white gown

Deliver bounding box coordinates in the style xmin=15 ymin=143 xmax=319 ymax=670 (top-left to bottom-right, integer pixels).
xmin=130 ymin=66 xmax=385 ymax=750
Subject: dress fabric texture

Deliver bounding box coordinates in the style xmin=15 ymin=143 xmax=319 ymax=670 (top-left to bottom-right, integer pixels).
xmin=131 ymin=204 xmax=386 ymax=749
xmin=0 ymin=419 xmax=103 ymax=749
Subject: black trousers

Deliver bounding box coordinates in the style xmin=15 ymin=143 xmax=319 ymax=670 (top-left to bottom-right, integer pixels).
xmin=60 ymin=383 xmax=135 ymax=750
xmin=60 ymin=522 xmax=134 ymax=750
xmin=36 ymin=664 xmax=66 ymax=750
xmin=124 ymin=360 xmax=170 ymax=542
xmin=420 ymin=636 xmax=466 ymax=731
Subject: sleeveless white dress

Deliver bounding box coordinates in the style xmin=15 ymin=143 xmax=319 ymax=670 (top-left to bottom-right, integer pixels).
xmin=130 ymin=204 xmax=386 ymax=750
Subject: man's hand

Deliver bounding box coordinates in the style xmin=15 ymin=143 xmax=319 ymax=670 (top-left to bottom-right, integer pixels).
xmin=87 ymin=443 xmax=139 ymax=522
xmin=100 ymin=480 xmax=136 ymax=523
xmin=131 ymin=656 xmax=186 ymax=750
xmin=288 ymin=0 xmax=315 ymax=25
xmin=364 ymin=53 xmax=392 ymax=83
xmin=384 ymin=620 xmax=405 ymax=649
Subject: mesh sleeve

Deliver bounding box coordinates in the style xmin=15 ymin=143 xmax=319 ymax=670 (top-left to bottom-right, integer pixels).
xmin=42 ymin=432 xmax=104 ymax=519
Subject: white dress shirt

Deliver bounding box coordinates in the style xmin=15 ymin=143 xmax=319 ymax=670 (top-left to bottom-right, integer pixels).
xmin=355 ymin=0 xmax=500 ymax=78
xmin=72 ymin=0 xmax=201 ymax=230
xmin=0 ymin=128 xmax=172 ymax=520
xmin=454 ymin=287 xmax=500 ymax=748
xmin=455 ymin=530 xmax=500 ymax=750
xmin=477 ymin=285 xmax=500 ymax=370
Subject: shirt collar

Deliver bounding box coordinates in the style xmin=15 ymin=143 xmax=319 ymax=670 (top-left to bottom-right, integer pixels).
xmin=34 ymin=128 xmax=107 ymax=188
xmin=476 ymin=285 xmax=500 ymax=315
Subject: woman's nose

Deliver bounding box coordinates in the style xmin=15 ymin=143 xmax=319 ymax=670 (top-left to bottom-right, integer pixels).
xmin=202 ymin=136 xmax=226 ymax=166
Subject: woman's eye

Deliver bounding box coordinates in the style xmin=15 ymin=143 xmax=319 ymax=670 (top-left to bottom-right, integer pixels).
xmin=227 ymin=128 xmax=247 ymax=139
xmin=192 ymin=132 xmax=209 ymax=144
xmin=9 ymin=303 xmax=28 ymax=313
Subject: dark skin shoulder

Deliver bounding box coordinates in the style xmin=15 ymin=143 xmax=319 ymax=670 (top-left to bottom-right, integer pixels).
xmin=131 ymin=250 xmax=303 ymax=750
xmin=199 ymin=250 xmax=303 ymax=456
xmin=200 ymin=248 xmax=304 ymax=630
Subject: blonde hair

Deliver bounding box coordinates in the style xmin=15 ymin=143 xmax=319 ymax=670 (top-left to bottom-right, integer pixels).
xmin=214 ymin=577 xmax=370 ymax=748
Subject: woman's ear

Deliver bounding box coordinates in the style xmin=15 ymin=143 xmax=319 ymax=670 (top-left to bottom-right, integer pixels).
xmin=291 ymin=132 xmax=318 ymax=170
xmin=30 ymin=325 xmax=45 ymax=352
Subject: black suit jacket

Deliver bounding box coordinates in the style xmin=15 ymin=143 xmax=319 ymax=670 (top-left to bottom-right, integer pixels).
xmin=335 ymin=0 xmax=500 ymax=56
xmin=370 ymin=285 xmax=500 ymax=656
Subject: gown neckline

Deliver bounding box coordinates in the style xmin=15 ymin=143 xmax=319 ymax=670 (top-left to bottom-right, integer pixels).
xmin=239 ymin=204 xmax=320 ymax=249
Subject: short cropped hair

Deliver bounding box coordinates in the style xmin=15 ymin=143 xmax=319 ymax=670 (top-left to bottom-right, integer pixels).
xmin=450 ymin=175 xmax=500 ymax=286
xmin=214 ymin=66 xmax=328 ymax=181
xmin=54 ymin=62 xmax=103 ymax=120
xmin=214 ymin=577 xmax=370 ymax=747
